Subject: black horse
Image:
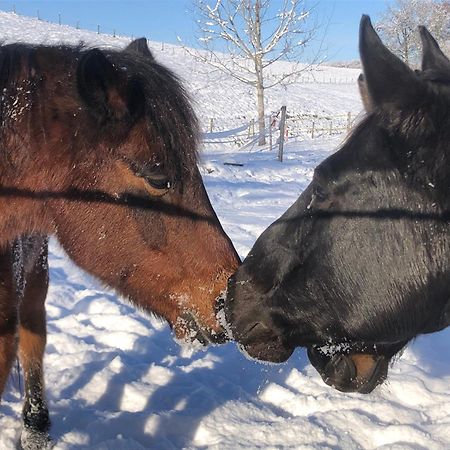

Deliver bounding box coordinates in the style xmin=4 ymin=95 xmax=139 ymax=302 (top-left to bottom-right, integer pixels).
xmin=225 ymin=16 xmax=450 ymax=394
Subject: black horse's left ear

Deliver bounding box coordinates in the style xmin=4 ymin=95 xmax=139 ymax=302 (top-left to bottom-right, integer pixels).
xmin=419 ymin=26 xmax=450 ymax=72
xmin=359 ymin=15 xmax=426 ymax=112
xmin=125 ymin=37 xmax=154 ymax=60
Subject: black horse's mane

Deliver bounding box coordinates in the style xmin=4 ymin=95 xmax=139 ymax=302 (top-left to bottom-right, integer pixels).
xmin=0 ymin=42 xmax=199 ymax=182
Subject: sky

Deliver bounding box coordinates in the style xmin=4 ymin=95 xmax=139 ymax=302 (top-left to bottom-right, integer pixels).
xmin=0 ymin=1 xmax=392 ymax=61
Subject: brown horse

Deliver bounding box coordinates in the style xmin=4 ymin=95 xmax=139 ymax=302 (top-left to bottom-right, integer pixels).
xmin=0 ymin=38 xmax=239 ymax=448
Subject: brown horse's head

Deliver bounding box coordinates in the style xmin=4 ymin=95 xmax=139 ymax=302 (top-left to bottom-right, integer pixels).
xmin=0 ymin=39 xmax=239 ymax=344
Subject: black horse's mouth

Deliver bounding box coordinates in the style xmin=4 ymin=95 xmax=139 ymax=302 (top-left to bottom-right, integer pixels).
xmin=230 ymin=320 xmax=295 ymax=363
xmin=238 ymin=339 xmax=295 ymax=363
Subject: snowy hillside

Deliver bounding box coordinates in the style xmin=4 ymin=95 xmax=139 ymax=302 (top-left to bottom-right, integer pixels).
xmin=0 ymin=11 xmax=449 ymax=450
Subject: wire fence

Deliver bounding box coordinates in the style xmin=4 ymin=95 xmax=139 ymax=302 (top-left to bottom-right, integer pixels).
xmin=5 ymin=5 xmax=129 ymax=39
xmin=285 ymin=112 xmax=356 ymax=138
xmin=202 ymin=109 xmax=358 ymax=151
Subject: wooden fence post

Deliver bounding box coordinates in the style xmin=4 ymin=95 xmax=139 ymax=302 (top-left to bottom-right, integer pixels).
xmin=278 ymin=106 xmax=287 ymax=162
xmin=329 ymin=120 xmax=333 ymax=135
xmin=269 ymin=116 xmax=273 ymax=151
xmin=248 ymin=119 xmax=255 ymax=137
xmin=97 ymin=24 xmax=100 ymax=34
xmin=209 ymin=118 xmax=214 ymax=133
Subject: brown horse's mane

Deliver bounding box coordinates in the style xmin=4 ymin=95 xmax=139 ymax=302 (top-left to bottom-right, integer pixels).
xmin=0 ymin=42 xmax=200 ymax=185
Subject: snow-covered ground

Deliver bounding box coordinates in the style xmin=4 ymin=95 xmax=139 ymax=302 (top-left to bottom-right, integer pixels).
xmin=0 ymin=11 xmax=449 ymax=450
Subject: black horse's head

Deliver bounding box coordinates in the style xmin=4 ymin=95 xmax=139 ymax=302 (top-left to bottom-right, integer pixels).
xmin=225 ymin=16 xmax=450 ymax=394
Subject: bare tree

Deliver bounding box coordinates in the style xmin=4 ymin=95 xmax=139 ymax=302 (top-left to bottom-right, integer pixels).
xmin=186 ymin=0 xmax=322 ymax=145
xmin=376 ymin=0 xmax=450 ymax=65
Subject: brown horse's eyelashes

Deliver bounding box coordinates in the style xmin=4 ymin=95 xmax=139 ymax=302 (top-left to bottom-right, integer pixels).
xmin=115 ymin=161 xmax=170 ymax=198
xmin=124 ymin=158 xmax=172 ymax=192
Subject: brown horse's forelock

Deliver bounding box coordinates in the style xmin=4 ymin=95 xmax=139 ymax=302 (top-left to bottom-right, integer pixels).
xmin=104 ymin=50 xmax=200 ymax=185
xmin=0 ymin=43 xmax=200 ymax=186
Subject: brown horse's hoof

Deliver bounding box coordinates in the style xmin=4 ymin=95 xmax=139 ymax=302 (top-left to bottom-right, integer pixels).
xmin=19 ymin=428 xmax=54 ymax=450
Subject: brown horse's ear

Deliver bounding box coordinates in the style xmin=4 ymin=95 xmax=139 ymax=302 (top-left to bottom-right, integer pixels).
xmin=359 ymin=15 xmax=426 ymax=112
xmin=419 ymin=26 xmax=450 ymax=72
xmin=77 ymin=49 xmax=143 ymax=124
xmin=125 ymin=38 xmax=154 ymax=60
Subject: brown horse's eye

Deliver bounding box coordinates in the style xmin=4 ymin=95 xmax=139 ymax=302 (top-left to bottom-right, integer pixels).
xmin=144 ymin=173 xmax=171 ymax=191
xmin=128 ymin=160 xmax=172 ymax=193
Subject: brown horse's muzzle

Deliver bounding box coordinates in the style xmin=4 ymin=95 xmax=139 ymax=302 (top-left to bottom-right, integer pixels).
xmin=174 ymin=308 xmax=228 ymax=346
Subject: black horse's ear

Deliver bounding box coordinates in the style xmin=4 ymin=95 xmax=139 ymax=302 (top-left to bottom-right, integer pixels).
xmin=77 ymin=49 xmax=130 ymax=123
xmin=359 ymin=15 xmax=426 ymax=112
xmin=125 ymin=38 xmax=154 ymax=60
xmin=419 ymin=26 xmax=450 ymax=72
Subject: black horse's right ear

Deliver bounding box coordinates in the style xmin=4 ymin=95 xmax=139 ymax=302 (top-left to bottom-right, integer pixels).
xmin=125 ymin=37 xmax=154 ymax=60
xmin=359 ymin=15 xmax=426 ymax=112
xmin=77 ymin=49 xmax=132 ymax=124
xmin=419 ymin=26 xmax=450 ymax=73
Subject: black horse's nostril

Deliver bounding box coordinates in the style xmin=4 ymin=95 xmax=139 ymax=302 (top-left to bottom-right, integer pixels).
xmin=324 ymin=354 xmax=357 ymax=386
xmin=241 ymin=321 xmax=273 ymax=342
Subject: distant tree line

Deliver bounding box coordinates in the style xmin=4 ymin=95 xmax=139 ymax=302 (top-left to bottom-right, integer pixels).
xmin=376 ymin=0 xmax=450 ymax=65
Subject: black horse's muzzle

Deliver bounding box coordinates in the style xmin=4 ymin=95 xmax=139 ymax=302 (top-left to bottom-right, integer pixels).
xmin=307 ymin=347 xmax=389 ymax=394
xmin=225 ymin=272 xmax=294 ymax=362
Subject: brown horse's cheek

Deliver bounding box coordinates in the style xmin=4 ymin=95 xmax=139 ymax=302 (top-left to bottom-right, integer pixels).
xmin=133 ymin=209 xmax=167 ymax=250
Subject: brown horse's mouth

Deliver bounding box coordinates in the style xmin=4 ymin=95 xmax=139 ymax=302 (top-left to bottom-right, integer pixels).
xmin=176 ymin=311 xmax=228 ymax=345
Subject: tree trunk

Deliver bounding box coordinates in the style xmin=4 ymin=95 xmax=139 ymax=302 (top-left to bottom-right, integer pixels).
xmin=256 ymin=81 xmax=266 ymax=146
xmin=254 ymin=1 xmax=265 ymax=146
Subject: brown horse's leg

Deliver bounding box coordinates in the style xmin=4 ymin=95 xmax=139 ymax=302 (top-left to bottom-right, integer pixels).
xmin=0 ymin=245 xmax=18 ymax=398
xmin=17 ymin=237 xmax=51 ymax=446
